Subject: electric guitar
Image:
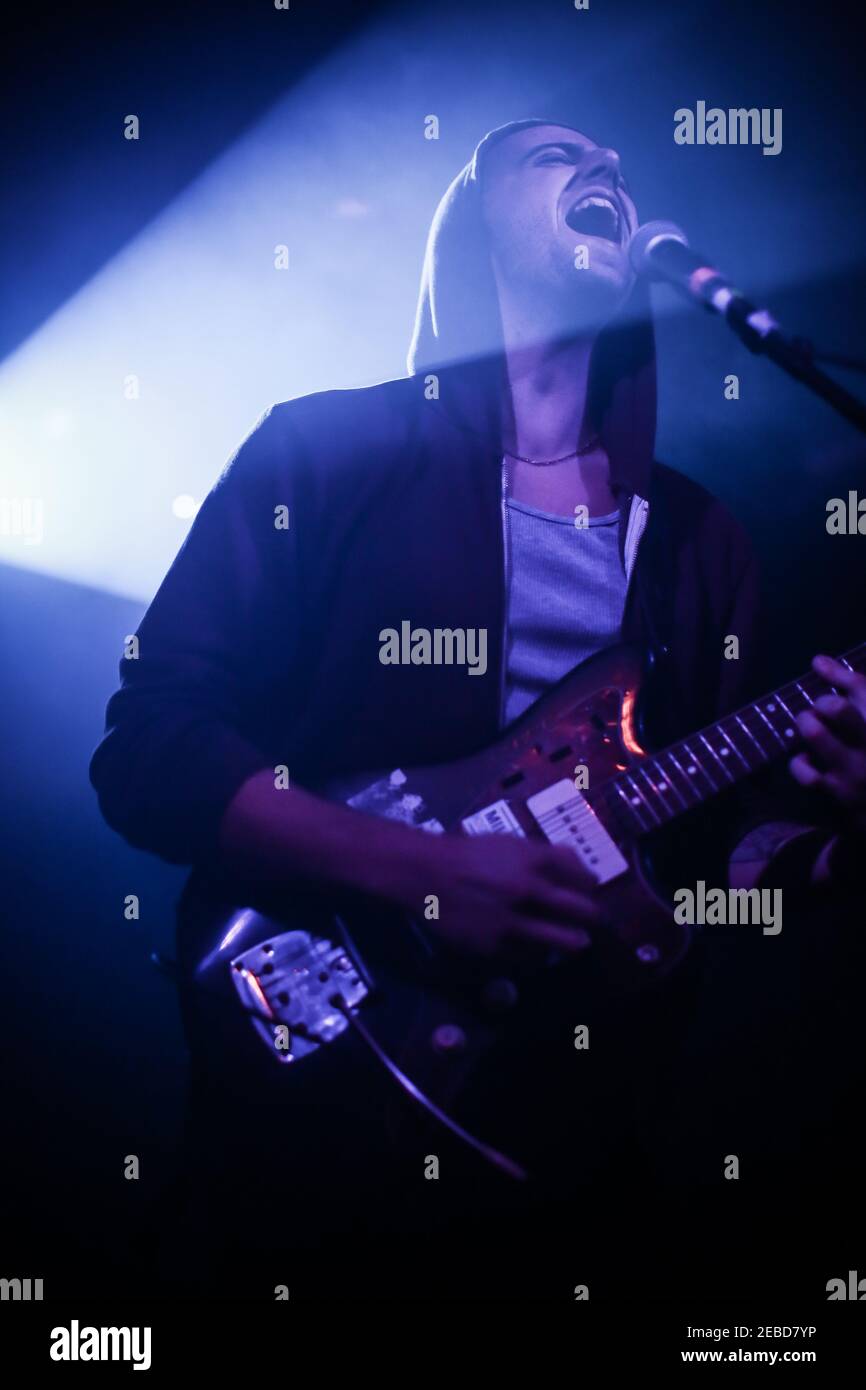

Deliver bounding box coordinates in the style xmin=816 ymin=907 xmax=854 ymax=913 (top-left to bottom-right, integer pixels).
xmin=178 ymin=639 xmax=864 ymax=1179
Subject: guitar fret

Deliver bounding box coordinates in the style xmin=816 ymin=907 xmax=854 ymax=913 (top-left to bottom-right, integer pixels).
xmin=636 ymin=765 xmax=661 ymax=808
xmin=754 ymin=704 xmax=786 ymax=749
xmin=680 ymin=740 xmax=718 ymax=796
xmin=699 ymin=732 xmax=731 ymax=784
xmin=717 ymin=723 xmax=751 ymax=772
xmin=739 ymin=706 xmax=778 ymax=761
xmin=782 ymin=684 xmax=808 ymax=715
xmin=734 ymin=712 xmax=768 ymax=764
xmin=665 ymin=750 xmax=702 ymax=807
xmin=639 ymin=761 xmax=691 ymax=821
xmin=774 ymin=693 xmax=799 ymax=735
xmin=756 ymin=696 xmax=794 ymax=744
xmin=637 ymin=763 xmax=680 ymax=814
xmin=736 ymin=713 xmax=767 ymax=765
xmin=613 ymin=778 xmax=654 ymax=833
xmin=794 ymin=681 xmax=814 ymax=707
xmin=656 ymin=754 xmax=691 ymax=811
xmin=624 ymin=772 xmax=662 ymax=826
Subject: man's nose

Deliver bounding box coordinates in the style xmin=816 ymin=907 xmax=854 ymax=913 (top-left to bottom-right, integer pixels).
xmin=580 ymin=147 xmax=621 ymax=184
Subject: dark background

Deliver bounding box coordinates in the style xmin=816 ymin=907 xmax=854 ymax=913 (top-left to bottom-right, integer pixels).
xmin=1 ymin=0 xmax=864 ymax=1303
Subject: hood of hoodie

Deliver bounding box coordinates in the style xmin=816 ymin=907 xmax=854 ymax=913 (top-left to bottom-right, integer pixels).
xmin=407 ymin=119 xmax=657 ymax=502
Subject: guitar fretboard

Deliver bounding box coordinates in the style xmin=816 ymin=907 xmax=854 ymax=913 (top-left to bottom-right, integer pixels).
xmin=590 ymin=643 xmax=866 ymax=836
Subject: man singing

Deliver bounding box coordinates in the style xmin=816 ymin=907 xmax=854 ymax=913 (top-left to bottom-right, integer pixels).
xmin=90 ymin=120 xmax=866 ymax=1297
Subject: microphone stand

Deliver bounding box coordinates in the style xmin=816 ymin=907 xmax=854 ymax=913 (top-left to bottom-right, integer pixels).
xmin=676 ymin=276 xmax=866 ymax=437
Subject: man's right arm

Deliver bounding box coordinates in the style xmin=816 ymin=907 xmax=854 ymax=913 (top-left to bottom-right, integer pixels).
xmin=218 ymin=770 xmax=439 ymax=908
xmin=218 ymin=768 xmax=602 ymax=959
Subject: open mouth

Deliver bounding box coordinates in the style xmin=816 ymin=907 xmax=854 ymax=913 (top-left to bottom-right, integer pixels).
xmin=565 ymin=194 xmax=621 ymax=244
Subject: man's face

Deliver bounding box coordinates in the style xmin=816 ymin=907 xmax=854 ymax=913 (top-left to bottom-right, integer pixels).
xmin=480 ymin=124 xmax=639 ymax=326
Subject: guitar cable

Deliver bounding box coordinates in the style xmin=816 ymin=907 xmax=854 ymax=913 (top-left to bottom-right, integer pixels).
xmin=331 ymin=993 xmax=529 ymax=1184
xmin=204 ymin=980 xmax=529 ymax=1182
xmin=175 ymin=921 xmax=530 ymax=1183
xmin=331 ymin=913 xmax=528 ymax=1182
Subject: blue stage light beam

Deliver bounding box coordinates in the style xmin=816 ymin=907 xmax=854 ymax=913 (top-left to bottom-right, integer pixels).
xmin=1 ymin=0 xmax=861 ymax=601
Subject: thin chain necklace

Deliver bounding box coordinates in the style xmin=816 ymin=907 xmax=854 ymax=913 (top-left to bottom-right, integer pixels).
xmin=504 ymin=434 xmax=602 ymax=467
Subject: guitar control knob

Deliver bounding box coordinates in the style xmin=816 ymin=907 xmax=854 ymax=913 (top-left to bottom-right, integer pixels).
xmin=482 ymin=977 xmax=519 ymax=1012
xmin=636 ymin=944 xmax=660 ymax=964
xmin=431 ymin=1024 xmax=466 ymax=1054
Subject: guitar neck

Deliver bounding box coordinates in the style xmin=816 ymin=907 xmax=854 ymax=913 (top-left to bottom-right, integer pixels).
xmin=591 ymin=642 xmax=866 ymax=836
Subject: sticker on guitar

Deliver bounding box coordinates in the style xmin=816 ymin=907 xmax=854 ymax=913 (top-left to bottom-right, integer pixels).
xmin=461 ymin=799 xmax=526 ymax=838
xmin=462 ymin=778 xmax=628 ymax=886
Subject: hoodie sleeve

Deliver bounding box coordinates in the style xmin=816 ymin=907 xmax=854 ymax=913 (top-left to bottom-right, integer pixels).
xmin=89 ymin=405 xmax=297 ymax=866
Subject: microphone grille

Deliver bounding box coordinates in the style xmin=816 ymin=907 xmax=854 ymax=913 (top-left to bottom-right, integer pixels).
xmin=629 ymin=220 xmax=689 ymax=276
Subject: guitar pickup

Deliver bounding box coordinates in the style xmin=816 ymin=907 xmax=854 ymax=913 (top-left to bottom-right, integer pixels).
xmin=526 ymin=779 xmax=628 ymax=885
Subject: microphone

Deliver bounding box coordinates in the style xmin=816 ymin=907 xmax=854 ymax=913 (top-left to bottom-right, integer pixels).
xmin=628 ymin=220 xmax=780 ymax=345
xmin=628 ymin=220 xmax=866 ymax=437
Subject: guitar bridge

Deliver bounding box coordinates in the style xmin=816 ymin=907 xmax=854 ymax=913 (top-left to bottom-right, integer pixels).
xmin=230 ymin=930 xmax=369 ymax=1064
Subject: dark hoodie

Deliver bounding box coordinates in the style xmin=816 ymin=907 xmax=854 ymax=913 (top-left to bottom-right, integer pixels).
xmin=89 ymin=121 xmax=764 ymax=874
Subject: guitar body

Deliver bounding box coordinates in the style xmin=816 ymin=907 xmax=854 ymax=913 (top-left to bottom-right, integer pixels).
xmin=178 ymin=643 xmax=687 ymax=1178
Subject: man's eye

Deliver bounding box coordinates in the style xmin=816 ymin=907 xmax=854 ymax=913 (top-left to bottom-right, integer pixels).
xmin=535 ymin=153 xmax=572 ymax=166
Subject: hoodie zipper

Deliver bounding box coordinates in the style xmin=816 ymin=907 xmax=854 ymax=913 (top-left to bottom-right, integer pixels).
xmin=624 ymin=493 xmax=650 ymax=583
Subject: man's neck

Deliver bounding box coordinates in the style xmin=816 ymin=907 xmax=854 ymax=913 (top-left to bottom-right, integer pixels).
xmin=495 ymin=286 xmax=599 ymax=458
xmin=501 ymin=335 xmax=595 ymax=460
xmin=495 ymin=291 xmax=618 ymax=518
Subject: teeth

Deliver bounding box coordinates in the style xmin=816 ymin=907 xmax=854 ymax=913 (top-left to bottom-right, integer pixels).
xmin=573 ymin=195 xmax=618 ymax=214
xmin=566 ymin=193 xmax=621 ymax=241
